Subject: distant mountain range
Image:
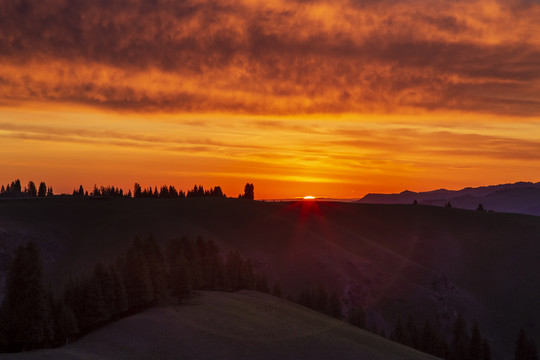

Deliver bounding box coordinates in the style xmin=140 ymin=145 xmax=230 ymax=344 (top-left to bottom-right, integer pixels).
xmin=358 ymin=181 xmax=540 ymax=216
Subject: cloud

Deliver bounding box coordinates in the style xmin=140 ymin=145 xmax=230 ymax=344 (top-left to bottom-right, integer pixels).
xmin=1 ymin=0 xmax=540 ymax=115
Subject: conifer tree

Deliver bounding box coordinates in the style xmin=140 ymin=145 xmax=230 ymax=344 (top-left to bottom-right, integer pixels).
xmin=27 ymin=181 xmax=37 ymax=197
xmin=50 ymin=297 xmax=78 ymax=345
xmin=468 ymin=323 xmax=483 ymax=360
xmin=255 ymin=273 xmax=270 ymax=293
xmin=483 ymin=338 xmax=492 ymax=360
xmin=347 ymin=306 xmax=366 ymax=329
xmin=173 ymin=255 xmax=193 ymax=302
xmin=405 ymin=315 xmax=419 ymax=348
xmin=2 ymin=242 xmax=52 ymax=350
xmin=121 ymin=246 xmax=153 ymax=309
xmin=515 ymin=329 xmax=539 ymax=360
xmin=450 ymin=314 xmax=469 ymax=360
xmin=297 ymin=289 xmax=313 ymax=309
xmin=134 ymin=183 xmax=142 ymax=197
xmin=12 ymin=179 xmax=22 ymax=193
xmin=78 ymin=275 xmax=107 ymax=330
xmin=329 ymin=291 xmax=343 ymax=319
xmin=38 ymin=182 xmax=47 ymax=197
xmin=226 ymin=251 xmax=244 ymax=291
xmin=420 ymin=319 xmax=434 ymax=353
xmin=141 ymin=236 xmax=167 ymax=297
xmin=272 ymin=281 xmax=283 ymax=298
xmin=94 ymin=263 xmax=116 ymax=320
xmin=110 ymin=265 xmax=128 ymax=316
xmin=392 ymin=318 xmax=406 ymax=344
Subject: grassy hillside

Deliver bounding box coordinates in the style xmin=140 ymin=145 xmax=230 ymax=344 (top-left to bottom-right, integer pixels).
xmin=0 ymin=291 xmax=440 ymax=360
xmin=1 ymin=197 xmax=539 ymax=358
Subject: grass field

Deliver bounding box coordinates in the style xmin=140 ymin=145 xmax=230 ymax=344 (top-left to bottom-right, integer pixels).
xmin=1 ymin=291 xmax=440 ymax=360
xmin=1 ymin=197 xmax=539 ymax=358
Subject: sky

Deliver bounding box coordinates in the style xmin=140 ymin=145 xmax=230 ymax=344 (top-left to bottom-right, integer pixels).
xmin=1 ymin=0 xmax=540 ymax=199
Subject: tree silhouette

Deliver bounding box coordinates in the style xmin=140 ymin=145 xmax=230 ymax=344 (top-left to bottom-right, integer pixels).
xmin=77 ymin=275 xmax=107 ymax=330
xmin=329 ymin=291 xmax=343 ymax=319
xmin=26 ymin=181 xmax=37 ymax=197
xmin=38 ymin=182 xmax=47 ymax=197
xmin=420 ymin=319 xmax=435 ymax=353
xmin=177 ymin=257 xmax=193 ymax=299
xmin=2 ymin=242 xmax=52 ymax=350
xmin=405 ymin=315 xmax=420 ymax=348
xmin=483 ymin=338 xmax=492 ymax=360
xmin=240 ymin=183 xmax=255 ymax=200
xmin=134 ymin=183 xmax=142 ymax=197
xmin=450 ymin=314 xmax=469 ymax=360
xmin=468 ymin=323 xmax=483 ymax=360
xmin=12 ymin=179 xmax=22 ymax=193
xmin=50 ymin=297 xmax=78 ymax=345
xmin=391 ymin=318 xmax=406 ymax=343
xmin=255 ymin=273 xmax=270 ymax=293
xmin=120 ymin=244 xmax=153 ymax=310
xmin=347 ymin=306 xmax=366 ymax=329
xmin=272 ymin=281 xmax=283 ymax=298
xmin=515 ymin=328 xmax=538 ymax=360
xmin=141 ymin=236 xmax=167 ymax=297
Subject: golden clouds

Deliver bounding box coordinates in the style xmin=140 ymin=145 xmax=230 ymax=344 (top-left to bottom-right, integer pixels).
xmin=1 ymin=0 xmax=540 ymax=115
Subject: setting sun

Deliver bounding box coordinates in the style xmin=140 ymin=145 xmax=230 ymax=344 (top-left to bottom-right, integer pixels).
xmin=303 ymin=196 xmax=316 ymax=200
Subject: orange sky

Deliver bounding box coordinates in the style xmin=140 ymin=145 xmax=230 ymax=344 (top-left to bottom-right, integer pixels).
xmin=1 ymin=0 xmax=540 ymax=199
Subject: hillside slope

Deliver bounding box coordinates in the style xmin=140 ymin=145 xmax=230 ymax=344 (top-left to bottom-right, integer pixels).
xmin=1 ymin=291 xmax=439 ymax=360
xmin=1 ymin=197 xmax=539 ymax=358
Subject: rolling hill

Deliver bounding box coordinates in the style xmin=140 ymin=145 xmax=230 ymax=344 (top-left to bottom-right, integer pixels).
xmin=0 ymin=291 xmax=440 ymax=360
xmin=1 ymin=197 xmax=539 ymax=358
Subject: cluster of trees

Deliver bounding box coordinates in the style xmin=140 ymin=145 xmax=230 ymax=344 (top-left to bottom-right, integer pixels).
xmin=134 ymin=183 xmax=226 ymax=198
xmin=238 ymin=183 xmax=254 ymax=200
xmin=0 ymin=179 xmax=53 ymax=197
xmin=73 ymin=185 xmax=131 ymax=197
xmin=187 ymin=185 xmax=225 ymax=198
xmin=0 ymin=236 xmax=271 ymax=353
xmin=133 ymin=183 xmax=227 ymax=199
xmin=390 ymin=314 xmax=491 ymax=360
xmin=296 ymin=285 xmax=343 ymax=319
xmin=90 ymin=185 xmax=130 ymax=197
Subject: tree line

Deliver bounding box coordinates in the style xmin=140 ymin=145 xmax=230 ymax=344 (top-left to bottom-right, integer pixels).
xmin=0 ymin=179 xmax=255 ymax=200
xmin=0 ymin=180 xmax=53 ymax=197
xmin=0 ymin=236 xmax=270 ymax=353
xmin=292 ymin=286 xmax=537 ymax=360
xmin=389 ymin=313 xmax=491 ymax=360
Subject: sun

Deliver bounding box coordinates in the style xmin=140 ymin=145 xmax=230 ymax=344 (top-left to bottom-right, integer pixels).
xmin=303 ymin=195 xmax=316 ymax=200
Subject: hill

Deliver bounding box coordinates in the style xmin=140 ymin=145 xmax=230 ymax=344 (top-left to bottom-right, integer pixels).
xmin=358 ymin=181 xmax=540 ymax=215
xmin=1 ymin=197 xmax=539 ymax=358
xmin=0 ymin=291 xmax=439 ymax=360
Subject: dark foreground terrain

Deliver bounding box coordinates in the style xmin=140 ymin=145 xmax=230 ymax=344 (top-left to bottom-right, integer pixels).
xmin=1 ymin=291 xmax=439 ymax=360
xmin=1 ymin=197 xmax=539 ymax=358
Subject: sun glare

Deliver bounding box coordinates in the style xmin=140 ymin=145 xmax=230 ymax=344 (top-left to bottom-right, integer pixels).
xmin=303 ymin=195 xmax=316 ymax=200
